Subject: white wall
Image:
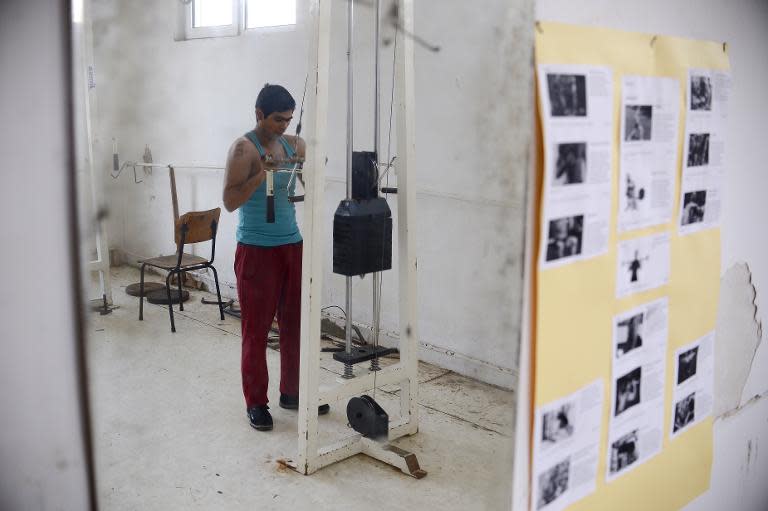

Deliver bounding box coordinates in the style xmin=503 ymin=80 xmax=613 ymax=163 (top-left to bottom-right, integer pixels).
xmin=0 ymin=0 xmax=92 ymax=509
xmin=92 ymin=0 xmax=533 ymax=388
xmin=535 ymin=1 xmax=768 ymax=510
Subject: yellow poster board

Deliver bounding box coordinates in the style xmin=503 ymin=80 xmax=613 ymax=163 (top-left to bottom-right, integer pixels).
xmin=533 ymin=22 xmax=729 ymax=511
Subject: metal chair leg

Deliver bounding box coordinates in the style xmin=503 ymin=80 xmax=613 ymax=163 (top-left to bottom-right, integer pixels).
xmin=139 ymin=263 xmax=147 ymax=320
xmin=166 ymin=272 xmax=176 ymax=333
xmin=178 ymin=271 xmax=184 ymax=311
xmin=210 ymin=265 xmax=225 ymax=320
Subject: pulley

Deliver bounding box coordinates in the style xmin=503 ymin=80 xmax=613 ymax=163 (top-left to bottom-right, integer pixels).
xmin=346 ymin=395 xmax=389 ymax=440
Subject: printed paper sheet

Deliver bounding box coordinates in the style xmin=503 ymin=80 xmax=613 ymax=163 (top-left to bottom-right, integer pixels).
xmin=670 ymin=332 xmax=715 ymax=438
xmin=615 ymin=233 xmax=671 ymax=298
xmin=678 ymin=69 xmax=731 ymax=235
xmin=607 ymin=298 xmax=669 ymax=481
xmin=537 ymin=65 xmax=613 ymax=269
xmin=532 ymin=380 xmax=604 ymax=511
xmin=618 ymin=76 xmax=680 ymax=232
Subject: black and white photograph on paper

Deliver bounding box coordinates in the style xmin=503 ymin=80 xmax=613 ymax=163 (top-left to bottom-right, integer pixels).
xmin=673 ymin=392 xmax=696 ymax=433
xmin=545 ymin=215 xmax=583 ymax=262
xmin=539 ymin=64 xmax=612 ymax=270
xmin=624 ymin=105 xmax=653 ymax=141
xmin=616 ymin=235 xmax=671 ymax=299
xmin=681 ymin=190 xmax=707 ymax=226
xmin=533 ymin=380 xmax=603 ymax=511
xmin=620 ymin=247 xmax=650 ymax=286
xmin=609 ymin=429 xmax=639 ymax=474
xmin=677 ymin=346 xmax=699 ymax=384
xmin=678 ymin=70 xmax=730 ymax=237
xmin=670 ymin=333 xmax=715 ymax=439
xmin=554 ymin=143 xmax=587 ymax=185
xmin=607 ymin=298 xmax=669 ymax=480
xmin=687 ymin=133 xmax=710 ymax=167
xmin=547 ymin=74 xmax=587 ymax=117
xmin=537 ymin=458 xmax=570 ymax=509
xmin=690 ymin=75 xmax=713 ymax=111
xmin=618 ymin=76 xmax=680 ymax=233
xmin=623 ymin=174 xmax=646 ymax=212
xmin=616 ymin=313 xmax=644 ymax=358
xmin=542 ymin=403 xmax=575 ymax=444
xmin=615 ymin=367 xmax=642 ymax=416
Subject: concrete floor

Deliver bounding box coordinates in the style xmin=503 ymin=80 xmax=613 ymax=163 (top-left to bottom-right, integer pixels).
xmin=87 ymin=266 xmax=516 ymax=511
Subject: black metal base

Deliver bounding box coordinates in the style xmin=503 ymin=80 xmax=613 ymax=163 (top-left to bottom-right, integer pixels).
xmin=146 ymin=288 xmax=190 ymax=304
xmin=333 ymin=345 xmax=397 ymax=365
xmin=89 ymin=296 xmax=115 ymax=315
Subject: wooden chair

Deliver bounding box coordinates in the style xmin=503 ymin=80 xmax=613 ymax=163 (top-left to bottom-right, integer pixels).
xmin=138 ymin=208 xmax=225 ymax=332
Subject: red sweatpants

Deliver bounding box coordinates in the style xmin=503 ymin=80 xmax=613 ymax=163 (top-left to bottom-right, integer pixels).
xmin=234 ymin=242 xmax=302 ymax=407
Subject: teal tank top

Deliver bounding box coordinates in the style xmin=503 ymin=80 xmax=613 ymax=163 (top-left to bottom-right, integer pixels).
xmin=236 ymin=132 xmax=302 ymax=246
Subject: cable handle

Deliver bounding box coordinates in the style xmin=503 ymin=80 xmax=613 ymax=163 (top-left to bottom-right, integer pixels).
xmin=266 ymin=170 xmax=276 ymax=223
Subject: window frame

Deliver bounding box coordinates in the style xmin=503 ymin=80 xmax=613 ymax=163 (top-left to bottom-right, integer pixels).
xmin=181 ymin=0 xmax=242 ymax=41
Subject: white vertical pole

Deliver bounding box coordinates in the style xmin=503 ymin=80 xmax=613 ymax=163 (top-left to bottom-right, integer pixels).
xmin=371 ymin=0 xmax=382 ymax=353
xmin=395 ymin=0 xmax=419 ymax=434
xmin=343 ymin=0 xmax=355 ymax=371
xmin=81 ymin=0 xmax=113 ymax=304
xmin=296 ymin=0 xmax=332 ymax=475
xmin=373 ymin=0 xmax=380 ymax=154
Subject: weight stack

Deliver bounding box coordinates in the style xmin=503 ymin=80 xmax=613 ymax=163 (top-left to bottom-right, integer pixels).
xmin=333 ymin=198 xmax=392 ymax=277
xmin=351 ymin=150 xmax=378 ymax=200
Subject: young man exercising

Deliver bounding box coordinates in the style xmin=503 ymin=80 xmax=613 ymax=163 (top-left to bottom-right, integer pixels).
xmin=223 ymin=84 xmax=328 ymax=431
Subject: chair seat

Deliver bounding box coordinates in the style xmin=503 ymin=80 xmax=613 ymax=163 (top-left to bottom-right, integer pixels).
xmin=140 ymin=253 xmax=209 ymax=270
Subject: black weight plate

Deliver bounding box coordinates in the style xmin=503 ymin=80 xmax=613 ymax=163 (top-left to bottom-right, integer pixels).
xmin=146 ymin=288 xmax=190 ymax=304
xmin=125 ymin=282 xmax=165 ymax=297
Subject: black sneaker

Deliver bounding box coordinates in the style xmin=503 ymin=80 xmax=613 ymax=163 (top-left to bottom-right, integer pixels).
xmin=279 ymin=394 xmax=330 ymax=415
xmin=247 ymin=405 xmax=273 ymax=431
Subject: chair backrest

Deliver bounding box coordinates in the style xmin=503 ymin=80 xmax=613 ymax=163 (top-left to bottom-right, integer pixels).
xmin=175 ymin=208 xmax=221 ymax=246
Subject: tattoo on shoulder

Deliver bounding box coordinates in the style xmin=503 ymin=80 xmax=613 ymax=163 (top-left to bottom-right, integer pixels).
xmin=234 ymin=140 xmax=246 ymax=158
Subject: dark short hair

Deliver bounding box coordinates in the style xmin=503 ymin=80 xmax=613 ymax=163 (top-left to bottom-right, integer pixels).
xmin=255 ymin=84 xmax=296 ymax=118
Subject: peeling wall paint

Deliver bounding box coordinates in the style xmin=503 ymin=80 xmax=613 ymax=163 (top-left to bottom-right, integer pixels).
xmin=714 ymin=263 xmax=763 ymax=417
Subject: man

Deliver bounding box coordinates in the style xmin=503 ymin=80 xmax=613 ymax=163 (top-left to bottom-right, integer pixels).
xmin=626 ymin=106 xmax=647 ymax=141
xmin=617 ymin=314 xmax=643 ymax=357
xmin=624 ymin=249 xmax=649 ymax=283
xmin=555 ymin=144 xmax=585 ymax=185
xmin=223 ymin=84 xmax=328 ymax=432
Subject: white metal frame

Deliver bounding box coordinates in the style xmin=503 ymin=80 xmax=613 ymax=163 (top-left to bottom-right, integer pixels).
xmin=290 ymin=0 xmax=423 ymax=478
xmin=77 ymin=0 xmax=113 ymax=305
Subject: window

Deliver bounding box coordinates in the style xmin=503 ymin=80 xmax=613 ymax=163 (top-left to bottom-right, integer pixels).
xmin=182 ymin=0 xmax=239 ymax=39
xmin=246 ymin=0 xmax=296 ymax=29
xmin=72 ymin=0 xmax=84 ymax=23
xmin=193 ymin=0 xmax=235 ymax=27
xmin=178 ymin=0 xmax=296 ymax=41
